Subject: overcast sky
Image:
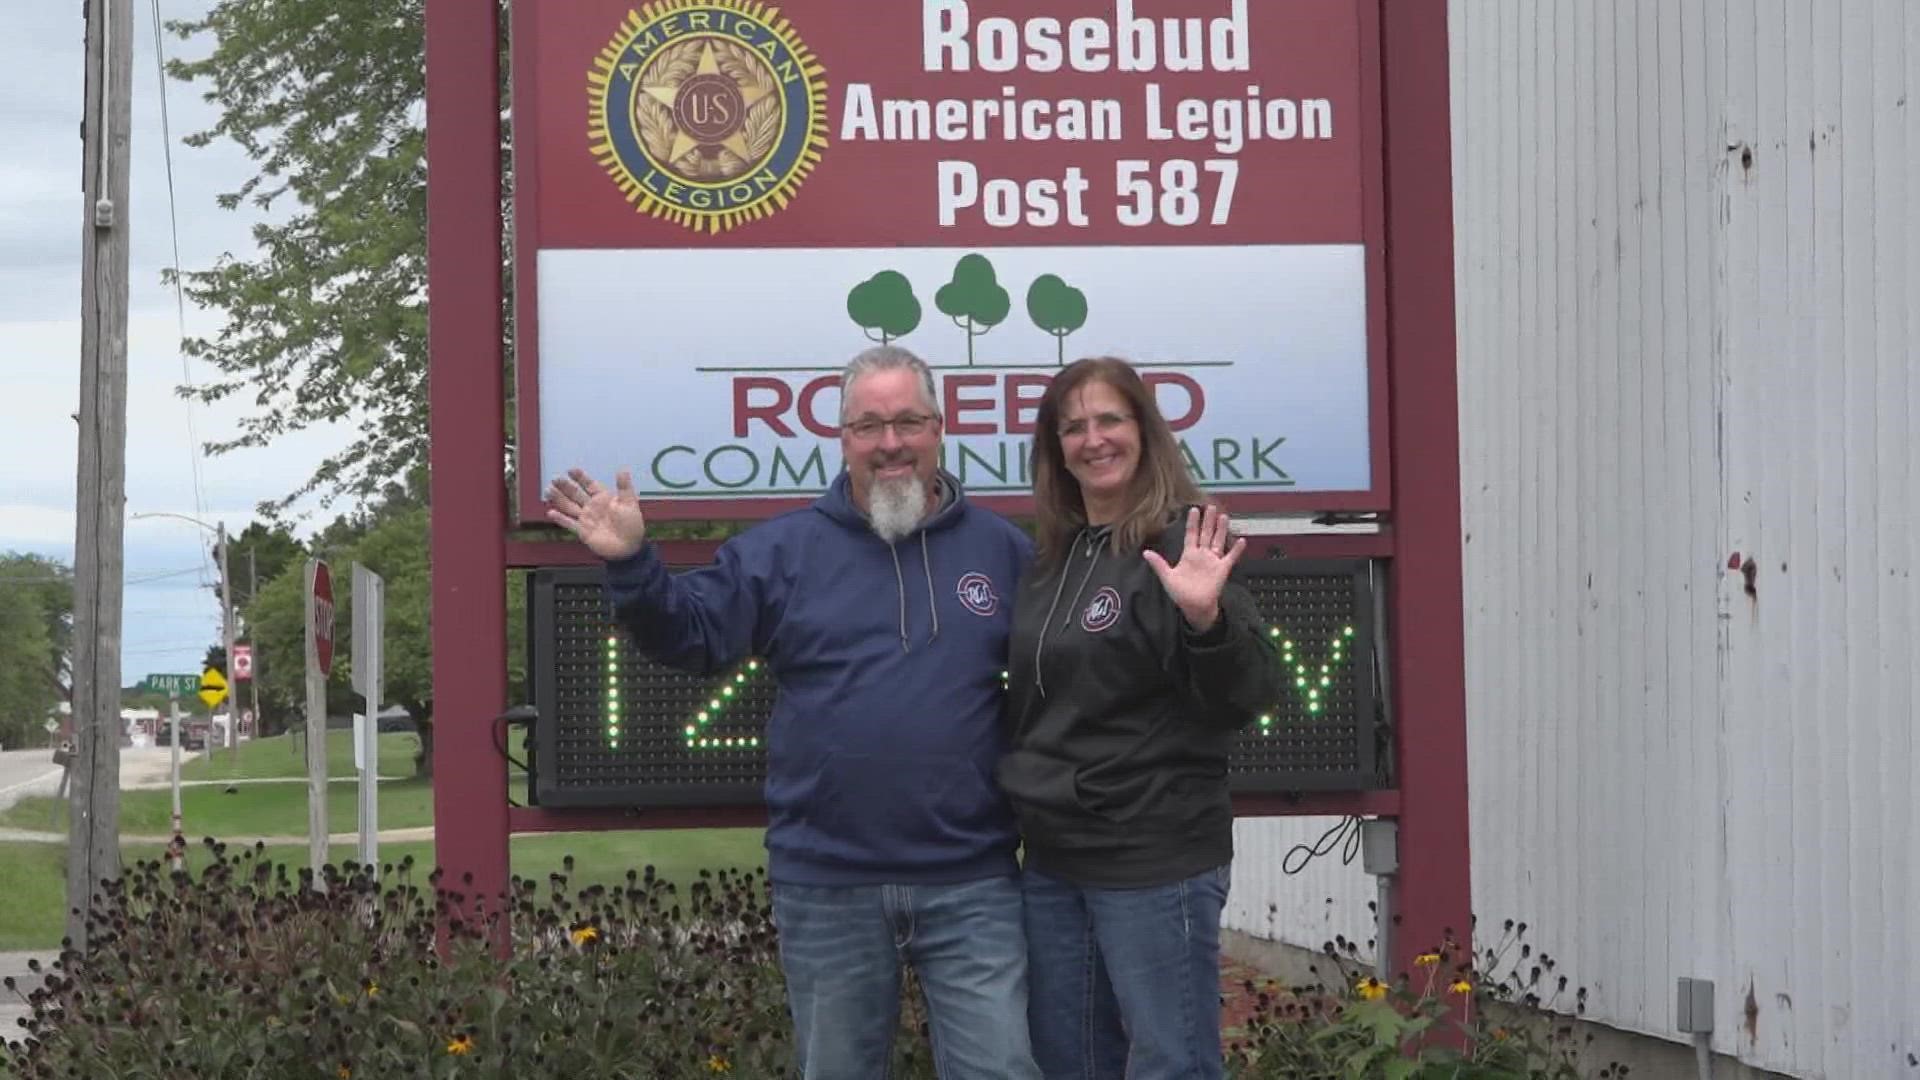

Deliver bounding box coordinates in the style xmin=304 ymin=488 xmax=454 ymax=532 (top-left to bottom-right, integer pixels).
xmin=2 ymin=1 xmax=355 ymax=688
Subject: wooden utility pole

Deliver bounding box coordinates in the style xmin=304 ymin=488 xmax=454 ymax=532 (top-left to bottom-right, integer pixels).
xmin=68 ymin=0 xmax=134 ymax=947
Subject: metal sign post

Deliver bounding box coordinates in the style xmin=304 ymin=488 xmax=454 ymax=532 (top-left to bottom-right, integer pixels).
xmin=304 ymin=560 xmax=335 ymax=884
xmin=351 ymin=563 xmax=385 ymax=867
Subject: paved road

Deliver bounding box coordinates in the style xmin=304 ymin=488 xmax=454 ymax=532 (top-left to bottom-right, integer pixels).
xmin=0 ymin=746 xmax=189 ymax=816
xmin=0 ymin=749 xmax=62 ymax=815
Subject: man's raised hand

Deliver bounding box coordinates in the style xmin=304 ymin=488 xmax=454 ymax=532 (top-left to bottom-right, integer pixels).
xmin=546 ymin=468 xmax=648 ymax=560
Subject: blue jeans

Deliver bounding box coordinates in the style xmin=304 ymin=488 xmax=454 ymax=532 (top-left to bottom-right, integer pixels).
xmin=1021 ymin=865 xmax=1232 ymax=1080
xmin=772 ymin=874 xmax=1043 ymax=1080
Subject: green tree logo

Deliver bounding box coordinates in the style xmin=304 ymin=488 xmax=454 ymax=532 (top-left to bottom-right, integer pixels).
xmin=1025 ymin=274 xmax=1088 ymax=366
xmin=934 ymin=254 xmax=1011 ymax=366
xmin=846 ymin=270 xmax=923 ymax=344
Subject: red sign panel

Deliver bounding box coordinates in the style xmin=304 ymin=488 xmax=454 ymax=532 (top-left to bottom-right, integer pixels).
xmin=511 ymin=0 xmax=1387 ymax=521
xmin=311 ymin=562 xmax=335 ymax=677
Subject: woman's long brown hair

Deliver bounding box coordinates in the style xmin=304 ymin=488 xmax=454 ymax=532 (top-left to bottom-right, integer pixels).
xmin=1030 ymin=356 xmax=1204 ymax=567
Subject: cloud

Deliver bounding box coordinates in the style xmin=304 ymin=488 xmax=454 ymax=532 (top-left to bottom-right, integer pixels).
xmin=2 ymin=0 xmax=363 ymax=682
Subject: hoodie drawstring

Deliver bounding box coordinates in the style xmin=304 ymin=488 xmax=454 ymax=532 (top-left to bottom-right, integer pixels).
xmin=888 ymin=533 xmax=942 ymax=653
xmin=889 ymin=544 xmax=911 ymax=652
xmin=1033 ymin=528 xmax=1105 ymax=696
xmin=922 ymin=530 xmax=940 ymax=645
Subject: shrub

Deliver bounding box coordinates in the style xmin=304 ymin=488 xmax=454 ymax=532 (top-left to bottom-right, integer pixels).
xmin=2 ymin=841 xmax=939 ymax=1078
xmin=1227 ymin=919 xmax=1624 ymax=1080
xmin=5 ymin=844 xmax=1622 ymax=1079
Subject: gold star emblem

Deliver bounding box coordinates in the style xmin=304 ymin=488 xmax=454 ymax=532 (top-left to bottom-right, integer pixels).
xmin=640 ymin=42 xmax=774 ymax=163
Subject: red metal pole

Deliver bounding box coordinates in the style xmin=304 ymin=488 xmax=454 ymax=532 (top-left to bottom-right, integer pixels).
xmin=1379 ymin=0 xmax=1474 ymax=982
xmin=425 ymin=0 xmax=510 ymax=939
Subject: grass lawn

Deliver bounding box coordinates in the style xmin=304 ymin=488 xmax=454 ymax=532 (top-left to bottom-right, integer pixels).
xmin=180 ymin=730 xmax=422 ymax=782
xmin=0 ymin=777 xmax=437 ymax=838
xmin=0 ymin=829 xmax=767 ymax=951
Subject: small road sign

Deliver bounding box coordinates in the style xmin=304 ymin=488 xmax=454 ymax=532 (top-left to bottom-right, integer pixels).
xmin=231 ymin=643 xmax=253 ymax=681
xmin=142 ymin=673 xmax=198 ymax=696
xmin=198 ymin=667 xmax=229 ymax=710
xmin=311 ymin=561 xmax=335 ymax=677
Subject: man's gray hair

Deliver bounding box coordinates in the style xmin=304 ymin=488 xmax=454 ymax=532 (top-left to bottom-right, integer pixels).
xmin=841 ymin=345 xmax=942 ymax=423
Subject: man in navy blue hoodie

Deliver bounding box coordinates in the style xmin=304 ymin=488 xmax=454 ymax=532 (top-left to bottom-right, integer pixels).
xmin=545 ymin=346 xmax=1041 ymax=1079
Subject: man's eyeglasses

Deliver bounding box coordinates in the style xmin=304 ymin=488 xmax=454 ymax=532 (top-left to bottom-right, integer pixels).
xmin=1057 ymin=411 xmax=1134 ymax=440
xmin=844 ymin=413 xmax=937 ymax=441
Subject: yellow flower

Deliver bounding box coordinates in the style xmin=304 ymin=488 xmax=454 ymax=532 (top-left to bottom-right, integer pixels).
xmin=707 ymin=1054 xmax=733 ymax=1073
xmin=571 ymin=926 xmax=601 ymax=947
xmin=446 ymin=1034 xmax=475 ymax=1056
xmin=337 ymin=1066 xmax=352 ymax=1079
xmin=1356 ymin=977 xmax=1388 ymax=1001
xmin=364 ymin=982 xmax=380 ymax=999
xmin=1449 ymin=979 xmax=1473 ymax=995
xmin=1414 ymin=953 xmax=1441 ymax=967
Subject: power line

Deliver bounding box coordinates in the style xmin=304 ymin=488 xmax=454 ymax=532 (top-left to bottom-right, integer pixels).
xmin=146 ymin=0 xmax=214 ymax=590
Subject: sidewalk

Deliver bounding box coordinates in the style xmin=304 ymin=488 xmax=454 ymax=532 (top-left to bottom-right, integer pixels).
xmin=0 ymin=825 xmax=436 ymax=847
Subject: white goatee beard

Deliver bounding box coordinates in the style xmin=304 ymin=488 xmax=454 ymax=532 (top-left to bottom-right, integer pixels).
xmin=867 ymin=473 xmax=927 ymax=543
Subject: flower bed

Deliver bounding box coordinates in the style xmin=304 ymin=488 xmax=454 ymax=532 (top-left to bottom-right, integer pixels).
xmin=4 ymin=843 xmax=1619 ymax=1078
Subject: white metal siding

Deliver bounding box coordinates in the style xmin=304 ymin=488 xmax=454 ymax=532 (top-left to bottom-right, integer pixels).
xmin=1226 ymin=3 xmax=1919 ymax=1077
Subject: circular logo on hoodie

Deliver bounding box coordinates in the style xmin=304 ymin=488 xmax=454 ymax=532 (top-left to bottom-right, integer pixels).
xmin=956 ymin=572 xmax=999 ymax=616
xmin=1080 ymin=586 xmax=1123 ymax=633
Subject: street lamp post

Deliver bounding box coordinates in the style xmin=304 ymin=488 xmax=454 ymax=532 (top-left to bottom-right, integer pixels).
xmin=129 ymin=512 xmax=239 ymax=763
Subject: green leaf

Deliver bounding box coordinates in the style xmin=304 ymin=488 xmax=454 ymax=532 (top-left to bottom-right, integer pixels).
xmin=165 ymin=0 xmax=438 ymax=509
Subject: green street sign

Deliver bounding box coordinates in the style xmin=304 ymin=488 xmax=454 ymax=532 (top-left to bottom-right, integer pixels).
xmin=142 ymin=673 xmax=199 ymax=696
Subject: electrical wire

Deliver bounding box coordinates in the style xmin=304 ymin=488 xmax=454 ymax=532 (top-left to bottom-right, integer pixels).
xmin=147 ymin=0 xmax=214 ymax=589
xmin=1281 ymin=815 xmax=1364 ymax=876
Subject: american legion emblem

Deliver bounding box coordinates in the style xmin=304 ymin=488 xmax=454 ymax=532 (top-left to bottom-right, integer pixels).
xmin=589 ymin=0 xmax=828 ymax=234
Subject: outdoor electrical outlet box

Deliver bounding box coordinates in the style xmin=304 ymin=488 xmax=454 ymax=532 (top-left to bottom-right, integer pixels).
xmin=1676 ymin=977 xmax=1714 ymax=1033
xmin=1360 ymin=819 xmax=1399 ymax=876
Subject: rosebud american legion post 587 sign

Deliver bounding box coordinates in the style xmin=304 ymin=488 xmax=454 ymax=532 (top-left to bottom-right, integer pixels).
xmin=513 ymin=0 xmax=1386 ymax=521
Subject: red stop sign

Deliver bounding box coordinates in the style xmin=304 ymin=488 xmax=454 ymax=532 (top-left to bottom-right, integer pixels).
xmin=312 ymin=561 xmax=336 ymax=676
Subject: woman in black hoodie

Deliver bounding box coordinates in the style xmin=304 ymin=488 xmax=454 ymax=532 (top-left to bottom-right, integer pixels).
xmin=998 ymin=356 xmax=1283 ymax=1080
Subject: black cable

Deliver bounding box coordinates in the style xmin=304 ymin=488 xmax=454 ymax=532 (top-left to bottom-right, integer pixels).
xmin=491 ymin=713 xmax=529 ymax=807
xmin=1281 ymin=815 xmax=1363 ymax=875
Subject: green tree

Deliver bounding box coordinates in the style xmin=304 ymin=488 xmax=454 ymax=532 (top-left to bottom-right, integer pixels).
xmin=1025 ymin=273 xmax=1089 ymax=366
xmin=934 ymin=254 xmax=1011 ymax=366
xmin=846 ymin=271 xmax=923 ymax=344
xmin=242 ymin=503 xmax=526 ymax=778
xmin=0 ymin=554 xmax=73 ymax=748
xmin=163 ymin=0 xmax=435 ymax=512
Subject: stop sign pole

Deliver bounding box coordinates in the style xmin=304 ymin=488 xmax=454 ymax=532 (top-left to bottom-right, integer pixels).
xmin=304 ymin=559 xmax=335 ymax=884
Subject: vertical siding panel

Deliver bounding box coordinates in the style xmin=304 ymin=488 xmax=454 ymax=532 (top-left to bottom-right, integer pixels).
xmin=1810 ymin=6 xmax=1846 ymax=1075
xmin=1571 ymin=0 xmax=1602 ymax=999
xmin=1589 ymin=0 xmax=1620 ymax=1016
xmin=1884 ymin=2 xmax=1920 ymax=1070
xmin=1783 ymin=0 xmax=1821 ymax=1067
xmin=1651 ymin=0 xmax=1690 ymax=1023
xmin=1633 ymin=0 xmax=1669 ymax=1031
xmin=1514 ymin=0 xmax=1542 ymax=945
xmin=1547 ymin=0 xmax=1579 ymax=969
xmin=1557 ymin=0 xmax=1589 ymax=989
xmin=1837 ymin=3 xmax=1880 ymax=1073
xmin=1753 ymin=0 xmax=1797 ymax=1067
xmin=1901 ymin=0 xmax=1920 ymax=1066
xmin=1494 ymin=0 xmax=1521 ymax=933
xmin=1717 ymin=0 xmax=1761 ymax=1052
xmin=1686 ymin=0 xmax=1730 ymax=1044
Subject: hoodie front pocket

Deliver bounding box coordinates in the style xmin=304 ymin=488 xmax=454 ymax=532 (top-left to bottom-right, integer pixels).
xmin=811 ymin=751 xmax=1006 ymax=859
